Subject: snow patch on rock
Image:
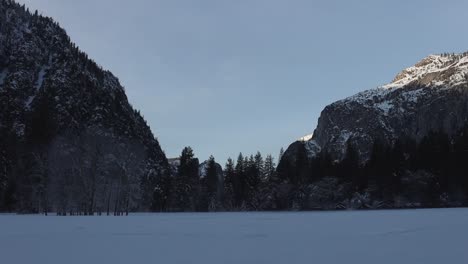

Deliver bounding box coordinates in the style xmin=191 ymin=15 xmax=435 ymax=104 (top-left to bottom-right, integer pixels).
xmin=26 ymin=56 xmax=52 ymax=109
xmin=376 ymin=100 xmax=393 ymax=115
xmin=299 ymin=133 xmax=313 ymax=142
xmin=304 ymin=140 xmax=321 ymax=158
xmin=36 ymin=65 xmax=48 ymax=90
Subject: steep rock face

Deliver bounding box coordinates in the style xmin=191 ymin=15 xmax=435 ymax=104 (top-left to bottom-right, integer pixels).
xmin=287 ymin=53 xmax=468 ymax=162
xmin=0 ymin=0 xmax=169 ymax=212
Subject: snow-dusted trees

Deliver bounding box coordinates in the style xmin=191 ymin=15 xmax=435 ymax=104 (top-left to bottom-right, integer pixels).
xmin=41 ymin=129 xmax=146 ymax=215
xmin=100 ymin=138 xmax=145 ymax=215
xmin=46 ymin=130 xmax=105 ymax=215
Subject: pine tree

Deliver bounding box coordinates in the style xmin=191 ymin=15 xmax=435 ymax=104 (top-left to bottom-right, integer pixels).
xmin=234 ymin=153 xmax=246 ymax=207
xmin=263 ymin=154 xmax=276 ymax=182
xmin=172 ymin=147 xmax=199 ymax=211
xmin=204 ymin=155 xmax=219 ymax=210
xmin=254 ymin=152 xmax=264 ymax=179
xmin=223 ymin=158 xmax=236 ymax=209
xmin=246 ymin=154 xmax=261 ymax=205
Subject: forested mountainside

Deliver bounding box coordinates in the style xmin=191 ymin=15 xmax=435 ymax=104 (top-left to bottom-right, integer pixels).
xmin=0 ymin=0 xmax=170 ymax=214
xmin=278 ymin=52 xmax=468 ymax=209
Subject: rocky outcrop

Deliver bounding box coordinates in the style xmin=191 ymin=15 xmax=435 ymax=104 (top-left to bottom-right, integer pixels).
xmin=199 ymin=160 xmax=224 ymax=181
xmin=286 ymin=53 xmax=468 ymax=162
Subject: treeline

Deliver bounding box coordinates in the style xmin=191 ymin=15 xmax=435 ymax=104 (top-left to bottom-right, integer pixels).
xmin=151 ymin=147 xmax=222 ymax=212
xmin=151 ymin=148 xmax=278 ymax=212
xmin=276 ymin=128 xmax=468 ymax=209
xmin=223 ymin=152 xmax=277 ymax=210
xmin=2 ymin=127 xmax=468 ymax=214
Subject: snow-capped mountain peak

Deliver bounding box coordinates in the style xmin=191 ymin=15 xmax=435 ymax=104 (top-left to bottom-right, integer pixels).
xmin=383 ymin=53 xmax=468 ymax=89
xmin=285 ymin=51 xmax=468 ymax=163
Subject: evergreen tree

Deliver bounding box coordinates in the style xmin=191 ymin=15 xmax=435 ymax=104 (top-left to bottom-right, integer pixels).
xmin=223 ymin=158 xmax=236 ymax=209
xmin=246 ymin=154 xmax=261 ymax=206
xmin=179 ymin=147 xmax=199 ymax=181
xmin=263 ymin=154 xmax=276 ymax=182
xmin=172 ymin=147 xmax=199 ymax=211
xmin=234 ymin=153 xmax=246 ymax=207
xmin=254 ymin=152 xmax=264 ymax=180
xmin=203 ymin=155 xmax=219 ymax=210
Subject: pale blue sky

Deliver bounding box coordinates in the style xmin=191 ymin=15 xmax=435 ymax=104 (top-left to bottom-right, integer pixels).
xmin=18 ymin=0 xmax=468 ymax=164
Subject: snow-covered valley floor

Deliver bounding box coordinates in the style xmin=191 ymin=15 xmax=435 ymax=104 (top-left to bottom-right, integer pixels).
xmin=1 ymin=209 xmax=467 ymax=264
